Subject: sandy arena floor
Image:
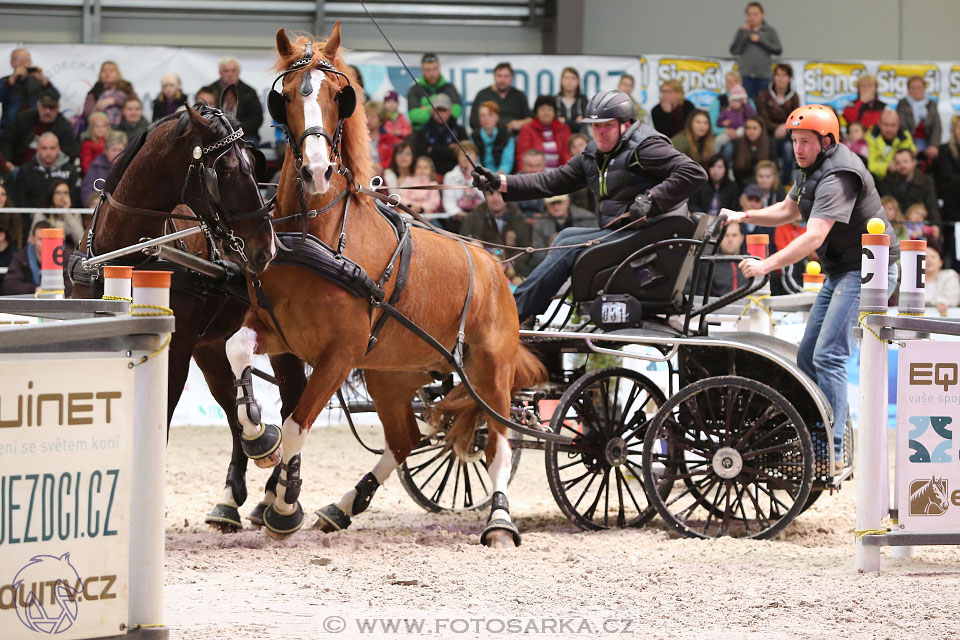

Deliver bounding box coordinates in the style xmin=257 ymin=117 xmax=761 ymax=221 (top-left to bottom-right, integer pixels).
xmin=164 ymin=425 xmax=960 ymax=640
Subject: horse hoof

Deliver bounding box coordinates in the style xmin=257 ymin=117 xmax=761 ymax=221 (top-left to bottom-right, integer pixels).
xmin=205 ymin=503 xmax=243 ymax=532
xmin=480 ymin=519 xmax=521 ymax=548
xmin=242 ymin=423 xmax=282 ymax=466
xmin=313 ymin=504 xmax=351 ymax=533
xmin=247 ymin=502 xmax=269 ymax=528
xmin=263 ymin=501 xmax=304 ymax=539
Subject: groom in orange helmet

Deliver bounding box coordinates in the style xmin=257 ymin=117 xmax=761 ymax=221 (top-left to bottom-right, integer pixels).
xmin=722 ymin=104 xmax=899 ymax=470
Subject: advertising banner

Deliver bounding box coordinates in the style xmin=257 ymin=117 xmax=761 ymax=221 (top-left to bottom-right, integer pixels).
xmin=896 ymin=341 xmax=960 ymax=533
xmin=0 ymin=356 xmax=133 ymax=639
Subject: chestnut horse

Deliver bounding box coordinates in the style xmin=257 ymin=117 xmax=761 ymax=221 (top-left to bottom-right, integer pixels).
xmin=71 ymin=88 xmax=307 ymax=531
xmin=224 ymin=24 xmax=543 ymax=547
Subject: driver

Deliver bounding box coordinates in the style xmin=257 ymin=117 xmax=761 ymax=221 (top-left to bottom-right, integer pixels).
xmin=472 ymin=89 xmax=706 ymax=324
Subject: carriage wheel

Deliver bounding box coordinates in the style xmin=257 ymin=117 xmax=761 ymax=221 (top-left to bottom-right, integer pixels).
xmin=642 ymin=376 xmax=813 ymax=539
xmin=545 ymin=367 xmax=668 ymax=531
xmin=398 ymin=424 xmax=522 ymax=513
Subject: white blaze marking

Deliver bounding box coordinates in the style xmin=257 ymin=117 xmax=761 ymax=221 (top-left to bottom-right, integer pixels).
xmin=301 ymin=69 xmax=332 ymax=191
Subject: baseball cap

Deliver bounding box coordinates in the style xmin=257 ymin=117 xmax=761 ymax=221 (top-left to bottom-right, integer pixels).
xmin=431 ymin=93 xmax=453 ymax=110
xmin=37 ymin=89 xmax=60 ymax=107
xmin=743 ymin=184 xmax=764 ymax=200
xmin=545 ymin=194 xmax=569 ymax=204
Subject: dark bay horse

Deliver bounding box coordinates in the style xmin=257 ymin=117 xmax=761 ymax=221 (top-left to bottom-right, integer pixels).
xmin=223 ymin=24 xmax=544 ymax=547
xmin=71 ymin=87 xmax=307 ymax=531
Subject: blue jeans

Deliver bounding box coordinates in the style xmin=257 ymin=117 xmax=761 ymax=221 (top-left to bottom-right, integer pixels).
xmin=742 ymin=77 xmax=769 ymax=103
xmin=798 ymin=263 xmax=898 ymax=460
xmin=514 ymin=226 xmax=610 ymax=321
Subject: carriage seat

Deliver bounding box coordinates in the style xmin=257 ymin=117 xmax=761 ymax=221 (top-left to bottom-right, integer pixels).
xmin=570 ymin=209 xmax=711 ymax=316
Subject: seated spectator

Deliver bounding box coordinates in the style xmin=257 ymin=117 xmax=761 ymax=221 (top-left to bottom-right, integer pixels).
xmin=0 ymin=220 xmax=12 ymax=294
xmin=903 ymin=203 xmax=938 ymax=241
xmin=152 ymin=73 xmax=187 ymax=122
xmin=0 ymin=179 xmax=23 ymax=249
xmin=398 ymin=156 xmax=441 ymax=214
xmin=698 ymin=221 xmax=746 ymax=296
xmin=842 ymin=73 xmax=884 ymax=130
xmin=471 ymin=101 xmax=514 ymax=175
xmin=513 ymin=149 xmax=547 ymax=220
xmin=688 ymin=153 xmax=739 ymax=216
xmin=33 ymin=179 xmax=84 ymax=250
xmin=199 ymin=58 xmax=263 ymax=144
xmin=116 ymin=96 xmax=148 ymax=141
xmin=732 ymin=116 xmax=772 ymax=185
xmin=708 ymin=71 xmax=757 ymax=147
xmin=755 ymin=63 xmax=799 ymax=184
xmin=618 ymin=74 xmax=647 ymax=123
xmin=530 ymin=193 xmax=596 ymax=266
xmin=879 ymin=148 xmax=940 ymax=226
xmin=13 ymin=132 xmax=79 ymax=208
xmin=442 ymin=142 xmax=484 ymax=217
xmin=842 ymin=121 xmax=868 ymax=162
xmin=566 ymin=133 xmax=595 ymax=213
xmin=365 ymin=101 xmax=398 ymax=176
xmin=866 ymin=109 xmax=916 ymax=181
xmin=0 ymin=48 xmax=58 ymax=132
xmin=381 ymin=91 xmax=412 ymax=140
xmin=935 ymin=117 xmax=960 ymax=262
xmin=460 ymin=189 xmax=533 ymax=280
xmin=729 ymin=2 xmax=782 ymax=101
xmin=79 ymin=112 xmax=109 ymax=174
xmin=410 ymin=93 xmax=467 ymax=176
xmin=752 ymin=159 xmax=785 ymax=207
xmin=469 ymin=62 xmax=531 ymax=135
xmin=881 ymin=196 xmax=907 ymax=241
xmin=554 ymin=67 xmax=588 ymax=135
xmin=672 ymin=110 xmax=715 ymax=164
xmin=1 ymin=90 xmax=78 ymax=172
xmin=651 ymin=79 xmax=695 ymax=139
xmin=924 ymin=240 xmax=960 ymax=315
xmin=80 ymin=61 xmax=134 ymax=130
xmin=194 ymin=88 xmax=217 ymax=107
xmin=407 ymin=53 xmax=463 ymax=131
xmin=383 ymin=142 xmax=414 ymax=189
xmin=739 ymin=184 xmax=774 ymax=251
xmin=4 ymin=220 xmax=60 ymax=295
xmin=81 ymin=130 xmax=126 ymax=206
xmin=714 ymin=84 xmax=756 ymax=156
xmin=896 ymin=75 xmax=941 ymax=165
xmin=516 ymin=95 xmax=571 ymax=169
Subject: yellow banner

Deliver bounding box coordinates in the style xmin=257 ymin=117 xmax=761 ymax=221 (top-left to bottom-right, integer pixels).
xmin=877 ymin=63 xmax=940 ymax=100
xmin=802 ymin=62 xmax=866 ymax=108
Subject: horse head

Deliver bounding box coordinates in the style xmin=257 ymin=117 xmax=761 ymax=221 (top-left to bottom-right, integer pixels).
xmin=271 ymin=23 xmax=370 ymax=197
xmin=183 ymin=85 xmax=277 ymax=273
xmin=931 ymin=476 xmax=949 ymax=510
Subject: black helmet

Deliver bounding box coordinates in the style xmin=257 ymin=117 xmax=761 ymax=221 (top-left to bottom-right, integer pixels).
xmin=582 ymin=89 xmax=636 ymax=123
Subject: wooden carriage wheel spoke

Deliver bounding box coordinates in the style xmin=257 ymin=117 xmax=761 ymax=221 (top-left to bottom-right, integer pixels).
xmin=616 ymin=467 xmax=644 ymax=518
xmin=406 ymin=446 xmax=450 ymax=476
xmin=741 ymin=479 xmax=772 ymax=531
xmin=739 ymin=439 xmax=801 ymax=460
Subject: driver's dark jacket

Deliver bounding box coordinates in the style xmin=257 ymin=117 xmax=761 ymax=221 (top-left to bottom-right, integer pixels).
xmin=503 ymin=121 xmax=707 ymax=227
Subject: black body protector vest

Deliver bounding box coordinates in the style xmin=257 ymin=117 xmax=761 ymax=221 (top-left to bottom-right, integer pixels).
xmin=579 ymin=121 xmax=670 ymax=227
xmin=794 ymin=143 xmax=900 ymax=275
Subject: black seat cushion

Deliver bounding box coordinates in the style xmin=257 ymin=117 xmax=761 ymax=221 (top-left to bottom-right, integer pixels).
xmin=570 ymin=211 xmax=709 ymax=315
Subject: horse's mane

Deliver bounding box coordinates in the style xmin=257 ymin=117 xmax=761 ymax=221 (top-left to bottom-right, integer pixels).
xmin=275 ymin=34 xmax=373 ymax=189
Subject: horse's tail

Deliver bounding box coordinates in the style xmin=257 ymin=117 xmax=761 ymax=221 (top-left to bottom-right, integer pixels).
xmin=436 ymin=344 xmax=546 ymax=460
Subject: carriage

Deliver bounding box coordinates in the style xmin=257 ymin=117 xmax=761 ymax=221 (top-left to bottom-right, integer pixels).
xmin=337 ymin=207 xmax=854 ymax=540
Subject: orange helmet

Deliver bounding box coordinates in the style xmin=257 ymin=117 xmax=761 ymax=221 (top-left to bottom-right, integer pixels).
xmin=785 ymin=104 xmax=840 ymax=143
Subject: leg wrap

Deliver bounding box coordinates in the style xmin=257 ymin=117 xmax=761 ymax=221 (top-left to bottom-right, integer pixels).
xmin=481 ymin=491 xmax=521 ymax=547
xmin=277 ymin=454 xmax=303 ymax=505
xmin=490 ymin=491 xmax=509 ymax=514
xmin=351 ymin=472 xmax=380 ymax=516
xmin=240 ymin=422 xmax=282 ymax=461
xmin=205 ymin=504 xmax=242 ymax=529
xmin=234 ymin=366 xmax=261 ymax=425
xmin=263 ymin=501 xmax=304 ymax=536
xmin=225 ymin=461 xmax=247 ymax=506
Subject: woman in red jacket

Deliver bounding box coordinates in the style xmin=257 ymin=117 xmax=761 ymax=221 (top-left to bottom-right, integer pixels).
xmin=516 ymin=95 xmax=571 ymax=170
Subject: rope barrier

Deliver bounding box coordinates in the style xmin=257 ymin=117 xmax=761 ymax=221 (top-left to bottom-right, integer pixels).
xmin=854 ymin=528 xmax=889 ymax=540
xmin=33 ymin=289 xmax=64 ymax=298
xmin=857 ymin=311 xmax=896 ymax=345
xmin=129 ymin=304 xmax=174 ymax=367
xmin=102 ymin=295 xmax=133 ymax=302
xmin=736 ymin=294 xmax=772 ymax=326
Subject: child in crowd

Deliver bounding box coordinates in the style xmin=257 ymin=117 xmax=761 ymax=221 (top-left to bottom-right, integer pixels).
xmin=152 ymin=73 xmax=188 ymax=122
xmin=843 ymin=121 xmax=868 ymax=161
xmin=80 ymin=112 xmax=110 ymax=174
xmin=381 ymin=91 xmax=412 ymax=140
xmin=442 ymin=142 xmax=484 ymax=216
xmin=116 ymin=96 xmax=148 ymax=140
xmin=904 ymin=203 xmax=939 ymax=241
xmin=383 ymin=142 xmax=414 ymax=189
xmin=881 ymin=197 xmax=906 ymax=241
xmin=399 ymin=156 xmax=441 ymax=214
xmin=753 ymin=160 xmax=785 ymax=206
xmin=715 ymin=84 xmax=756 ymax=151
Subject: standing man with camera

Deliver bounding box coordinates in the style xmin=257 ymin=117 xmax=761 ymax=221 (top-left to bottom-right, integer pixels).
xmin=0 ymin=49 xmax=58 ymax=134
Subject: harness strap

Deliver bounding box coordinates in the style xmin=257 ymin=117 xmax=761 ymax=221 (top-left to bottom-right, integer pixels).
xmin=366 ymin=228 xmax=413 ymax=353
xmin=106 ymin=192 xmax=200 ymax=221
xmin=251 ymin=275 xmax=296 ymax=353
xmin=453 ymin=241 xmax=474 ymax=368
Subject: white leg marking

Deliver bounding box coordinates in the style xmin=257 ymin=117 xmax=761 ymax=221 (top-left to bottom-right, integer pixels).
xmin=336 ymin=449 xmax=398 ymax=516
xmin=226 ymin=327 xmax=261 ymax=438
xmin=302 ymin=69 xmax=333 ymax=194
xmin=275 ymin=417 xmax=307 ymax=514
xmin=219 ymin=485 xmax=237 ymax=509
xmin=488 ymin=432 xmax=513 ymax=522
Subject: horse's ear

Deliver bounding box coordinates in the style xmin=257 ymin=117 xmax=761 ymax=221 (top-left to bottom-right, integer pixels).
xmin=220 ymin=84 xmax=238 ymax=120
xmin=185 ymin=104 xmax=213 ymax=135
xmin=276 ymin=28 xmax=293 ymax=57
xmin=322 ymin=21 xmax=341 ymax=58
